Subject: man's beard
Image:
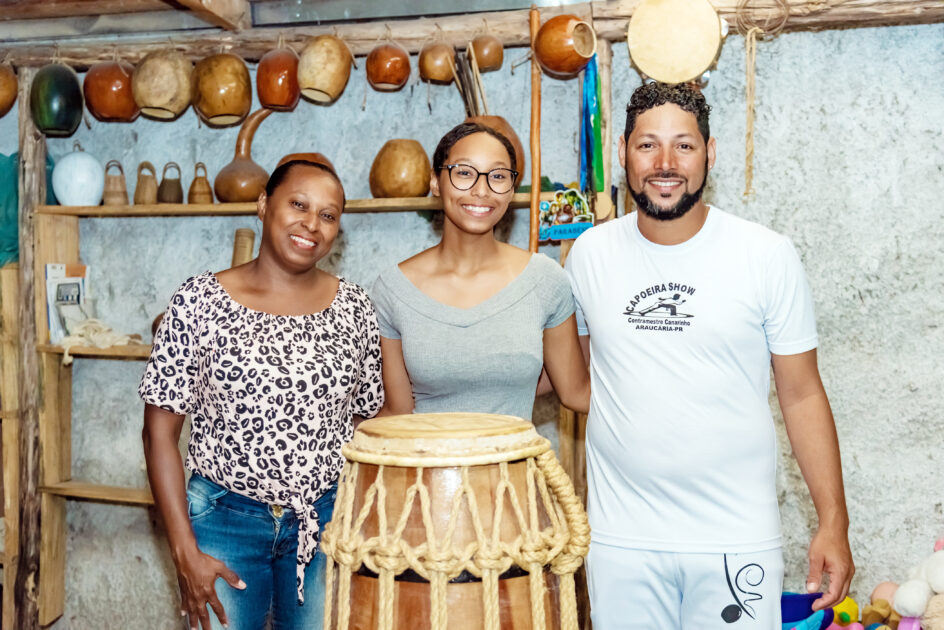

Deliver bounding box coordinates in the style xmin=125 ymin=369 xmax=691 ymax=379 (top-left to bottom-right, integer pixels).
xmin=627 ymin=159 xmax=708 ymax=221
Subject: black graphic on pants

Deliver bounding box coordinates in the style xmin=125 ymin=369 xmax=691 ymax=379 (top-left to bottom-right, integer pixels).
xmin=720 ymin=554 xmax=766 ymax=623
xmin=624 ymin=293 xmax=694 ymax=319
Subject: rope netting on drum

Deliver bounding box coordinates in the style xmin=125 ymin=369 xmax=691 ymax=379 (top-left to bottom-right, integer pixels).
xmin=321 ymin=449 xmax=590 ymax=630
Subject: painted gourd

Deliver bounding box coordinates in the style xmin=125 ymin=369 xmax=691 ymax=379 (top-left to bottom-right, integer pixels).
xmin=52 ymin=143 xmax=104 ymax=206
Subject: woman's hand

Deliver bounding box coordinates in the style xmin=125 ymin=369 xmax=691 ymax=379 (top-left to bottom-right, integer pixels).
xmin=143 ymin=404 xmax=245 ymax=629
xmin=175 ymin=546 xmax=245 ymax=630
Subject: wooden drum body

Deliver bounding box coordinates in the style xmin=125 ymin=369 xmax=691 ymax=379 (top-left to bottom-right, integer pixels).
xmin=322 ymin=413 xmax=589 ymax=630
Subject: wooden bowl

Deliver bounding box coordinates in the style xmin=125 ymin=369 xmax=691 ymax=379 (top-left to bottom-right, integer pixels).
xmin=257 ymin=46 xmax=300 ymax=111
xmin=471 ymin=35 xmax=504 ymax=72
xmin=30 ymin=64 xmax=84 ymax=137
xmin=298 ymin=35 xmax=352 ymax=104
xmin=533 ymin=14 xmax=597 ymax=78
xmin=419 ymin=42 xmax=455 ymax=84
xmin=366 ymin=42 xmax=411 ymax=91
xmin=191 ymin=53 xmax=251 ymax=127
xmin=369 ymin=139 xmax=430 ymax=198
xmin=0 ymin=64 xmax=17 ymax=119
xmin=133 ymin=49 xmax=192 ymax=120
xmin=83 ymin=60 xmax=139 ymax=122
xmin=465 ymin=115 xmax=525 ymax=187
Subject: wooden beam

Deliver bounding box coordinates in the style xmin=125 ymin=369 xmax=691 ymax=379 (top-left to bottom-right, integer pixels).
xmin=0 ymin=0 xmax=168 ymax=21
xmin=38 ymin=353 xmax=71 ymax=625
xmin=590 ymin=0 xmax=944 ymax=39
xmin=14 ymin=65 xmax=43 ymax=630
xmin=1 ymin=1 xmax=942 ymax=68
xmin=1 ymin=264 xmax=21 ymax=630
xmin=174 ymin=0 xmax=252 ymax=31
xmin=0 ymin=4 xmax=593 ymax=68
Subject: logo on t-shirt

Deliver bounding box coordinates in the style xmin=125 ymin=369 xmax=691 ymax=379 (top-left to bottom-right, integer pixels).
xmin=623 ymin=282 xmax=695 ymax=332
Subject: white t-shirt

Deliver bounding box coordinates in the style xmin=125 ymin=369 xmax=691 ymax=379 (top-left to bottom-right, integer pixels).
xmin=565 ymin=207 xmax=817 ymax=553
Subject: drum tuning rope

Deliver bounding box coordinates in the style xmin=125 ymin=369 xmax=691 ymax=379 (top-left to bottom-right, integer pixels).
xmin=736 ymin=0 xmax=789 ymax=198
xmin=321 ymin=423 xmax=590 ymax=630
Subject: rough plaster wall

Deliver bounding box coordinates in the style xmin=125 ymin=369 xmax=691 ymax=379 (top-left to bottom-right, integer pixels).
xmin=0 ymin=19 xmax=935 ymax=628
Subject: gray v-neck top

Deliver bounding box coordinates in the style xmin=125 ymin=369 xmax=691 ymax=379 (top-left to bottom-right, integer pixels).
xmin=371 ymin=253 xmax=575 ymax=420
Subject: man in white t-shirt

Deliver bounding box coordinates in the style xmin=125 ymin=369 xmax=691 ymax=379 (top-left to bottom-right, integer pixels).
xmin=565 ymin=83 xmax=853 ymax=629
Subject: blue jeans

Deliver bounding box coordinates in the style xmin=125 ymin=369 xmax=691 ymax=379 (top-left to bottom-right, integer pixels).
xmin=186 ymin=474 xmax=337 ymax=630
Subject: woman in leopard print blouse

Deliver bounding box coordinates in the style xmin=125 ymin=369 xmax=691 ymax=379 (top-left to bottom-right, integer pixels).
xmin=140 ymin=159 xmax=383 ymax=630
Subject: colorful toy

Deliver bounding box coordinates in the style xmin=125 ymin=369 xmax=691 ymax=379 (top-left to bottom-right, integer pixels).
xmin=783 ymin=592 xmax=835 ymax=630
xmin=872 ymin=583 xmax=901 ymax=606
xmin=833 ymin=596 xmax=860 ymax=626
xmin=896 ymin=617 xmax=920 ymax=630
xmin=924 ymin=593 xmax=944 ymax=630
xmin=827 ymin=624 xmax=864 ymax=630
xmin=895 ymin=550 xmax=944 ymax=617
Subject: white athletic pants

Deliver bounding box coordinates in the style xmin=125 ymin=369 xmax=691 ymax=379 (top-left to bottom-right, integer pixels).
xmin=586 ymin=542 xmax=784 ymax=630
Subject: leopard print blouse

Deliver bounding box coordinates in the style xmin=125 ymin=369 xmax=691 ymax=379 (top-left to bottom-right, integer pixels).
xmin=139 ymin=271 xmax=384 ymax=600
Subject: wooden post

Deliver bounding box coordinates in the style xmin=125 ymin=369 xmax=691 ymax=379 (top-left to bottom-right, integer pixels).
xmin=14 ymin=65 xmax=44 ymax=630
xmin=1 ymin=263 xmax=21 ymax=630
xmin=528 ymin=5 xmax=541 ymax=253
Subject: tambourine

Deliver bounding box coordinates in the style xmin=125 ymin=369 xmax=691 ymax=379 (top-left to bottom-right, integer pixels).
xmin=627 ymin=0 xmax=725 ymax=85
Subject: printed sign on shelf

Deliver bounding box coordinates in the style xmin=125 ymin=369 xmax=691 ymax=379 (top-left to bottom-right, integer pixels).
xmin=538 ymin=188 xmax=594 ymax=242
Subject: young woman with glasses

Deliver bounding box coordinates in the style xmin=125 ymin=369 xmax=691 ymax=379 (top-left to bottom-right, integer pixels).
xmin=371 ymin=122 xmax=590 ymax=420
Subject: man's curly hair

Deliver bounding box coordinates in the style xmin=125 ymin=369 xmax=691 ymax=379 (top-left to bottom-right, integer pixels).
xmin=624 ymin=83 xmax=711 ymax=143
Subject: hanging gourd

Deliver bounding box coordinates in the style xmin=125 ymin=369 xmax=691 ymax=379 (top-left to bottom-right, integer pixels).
xmin=192 ymin=53 xmax=251 ymax=127
xmin=0 ymin=63 xmax=16 ymax=118
xmin=297 ymin=35 xmax=352 ymax=104
xmin=257 ymin=39 xmax=300 ymax=111
xmin=533 ymin=15 xmax=597 ymax=79
xmin=30 ymin=63 xmax=83 ymax=136
xmin=133 ymin=49 xmax=192 ymax=120
xmin=83 ymin=59 xmax=139 ymax=122
xmin=366 ymin=41 xmax=411 ymax=92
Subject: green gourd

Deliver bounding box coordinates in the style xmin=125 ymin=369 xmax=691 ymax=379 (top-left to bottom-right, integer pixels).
xmin=30 ymin=64 xmax=83 ymax=137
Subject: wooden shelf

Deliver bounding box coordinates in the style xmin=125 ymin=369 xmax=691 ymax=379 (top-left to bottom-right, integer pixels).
xmin=35 ymin=192 xmax=555 ymax=218
xmin=40 ymin=481 xmax=153 ymax=506
xmin=37 ymin=344 xmax=151 ymax=360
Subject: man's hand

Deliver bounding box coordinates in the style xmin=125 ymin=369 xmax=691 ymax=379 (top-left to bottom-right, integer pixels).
xmin=806 ymin=524 xmax=854 ymax=610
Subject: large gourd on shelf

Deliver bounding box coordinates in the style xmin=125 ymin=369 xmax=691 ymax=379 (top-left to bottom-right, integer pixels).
xmin=30 ymin=63 xmax=84 ymax=136
xmin=369 ymin=140 xmax=430 ymax=198
xmin=52 ymin=143 xmax=104 ymax=206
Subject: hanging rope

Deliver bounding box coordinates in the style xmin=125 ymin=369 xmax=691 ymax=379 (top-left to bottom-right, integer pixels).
xmin=736 ymin=0 xmax=789 ymax=198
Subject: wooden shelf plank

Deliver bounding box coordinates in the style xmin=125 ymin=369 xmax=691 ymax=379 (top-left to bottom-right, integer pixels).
xmin=37 ymin=344 xmax=151 ymax=360
xmin=35 ymin=192 xmax=555 ymax=218
xmin=40 ymin=481 xmax=153 ymax=505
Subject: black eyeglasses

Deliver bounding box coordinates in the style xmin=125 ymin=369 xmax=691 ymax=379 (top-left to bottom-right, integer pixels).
xmin=441 ymin=164 xmax=518 ymax=194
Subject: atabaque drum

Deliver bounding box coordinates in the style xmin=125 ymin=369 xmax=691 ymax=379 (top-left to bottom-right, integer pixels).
xmin=321 ymin=413 xmax=590 ymax=630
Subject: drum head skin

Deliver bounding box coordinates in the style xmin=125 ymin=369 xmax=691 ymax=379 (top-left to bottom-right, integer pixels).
xmin=346 ymin=413 xmax=550 ymax=467
xmin=627 ymin=0 xmax=722 ymax=84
